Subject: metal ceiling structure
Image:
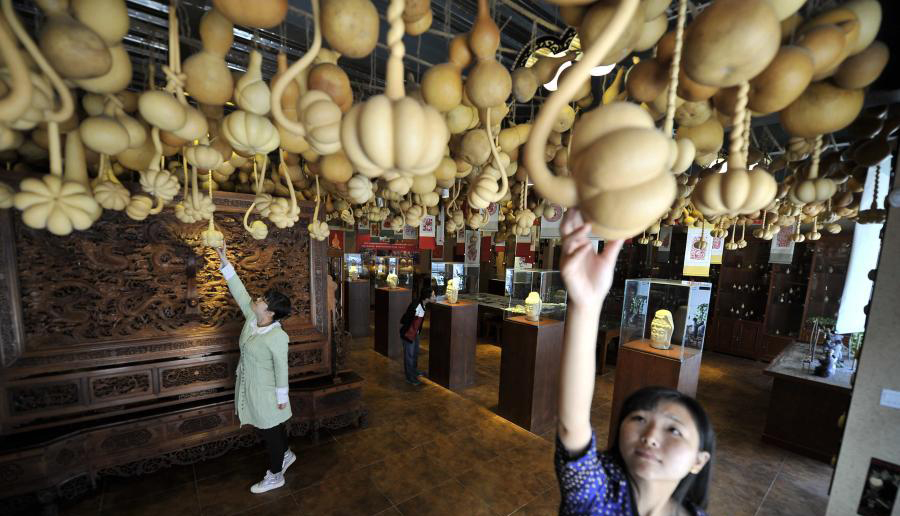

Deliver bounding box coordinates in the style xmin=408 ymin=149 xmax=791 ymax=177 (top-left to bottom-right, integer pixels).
xmin=11 ymin=0 xmax=900 ymax=156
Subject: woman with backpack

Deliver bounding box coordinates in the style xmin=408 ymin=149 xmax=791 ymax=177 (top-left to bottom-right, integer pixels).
xmin=399 ymin=286 xmax=435 ymax=385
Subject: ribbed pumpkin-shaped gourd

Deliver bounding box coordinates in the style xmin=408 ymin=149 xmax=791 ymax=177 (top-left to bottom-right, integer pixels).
xmin=299 ymin=90 xmax=342 ymax=155
xmin=464 ymin=0 xmax=511 ymax=109
xmin=221 ymin=110 xmax=280 ymax=156
xmin=340 ymin=0 xmax=449 ymax=179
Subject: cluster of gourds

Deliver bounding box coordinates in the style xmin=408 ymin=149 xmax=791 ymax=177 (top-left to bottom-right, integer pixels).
xmin=0 ymin=0 xmax=891 ymax=251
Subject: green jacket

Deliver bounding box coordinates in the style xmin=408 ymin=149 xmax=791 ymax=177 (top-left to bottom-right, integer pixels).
xmin=222 ymin=264 xmax=292 ymax=429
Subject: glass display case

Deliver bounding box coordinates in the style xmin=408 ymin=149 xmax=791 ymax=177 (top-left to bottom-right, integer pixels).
xmin=344 ymin=253 xmax=367 ymax=280
xmin=430 ymin=261 xmax=478 ymax=297
xmin=620 ymin=278 xmax=712 ymax=360
xmin=505 ymin=269 xmax=568 ymax=320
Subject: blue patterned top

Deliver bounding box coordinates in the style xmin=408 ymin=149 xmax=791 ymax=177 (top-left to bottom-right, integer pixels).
xmin=555 ymin=433 xmax=708 ymax=516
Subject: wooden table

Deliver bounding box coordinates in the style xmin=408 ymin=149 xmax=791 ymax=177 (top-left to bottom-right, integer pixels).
xmin=608 ymin=339 xmax=702 ymax=446
xmin=596 ymin=326 xmax=620 ymax=375
xmin=373 ymin=287 xmax=411 ymax=359
xmin=762 ymin=341 xmax=852 ymax=463
xmin=428 ymin=300 xmax=478 ymax=390
xmin=344 ymin=280 xmax=370 ymax=337
xmin=498 ymin=316 xmax=565 ymax=434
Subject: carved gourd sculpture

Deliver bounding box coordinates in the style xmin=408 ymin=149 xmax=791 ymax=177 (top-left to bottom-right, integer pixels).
xmin=524 ymin=0 xmax=676 ymax=240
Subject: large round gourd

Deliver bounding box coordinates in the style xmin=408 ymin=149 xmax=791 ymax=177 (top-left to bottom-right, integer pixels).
xmin=70 ymin=0 xmax=129 ymax=45
xmin=833 ymin=41 xmax=888 ymax=90
xmin=579 ymin=0 xmax=644 ymax=65
xmin=682 ymin=0 xmax=780 ymax=87
xmin=321 ymin=0 xmax=379 ymax=59
xmin=212 ymin=0 xmax=288 ymax=29
xmin=37 ymin=0 xmax=111 ymax=80
xmin=748 ymin=45 xmax=814 ymax=114
xmin=780 ymin=81 xmax=864 ymax=138
xmin=844 ymin=0 xmax=882 ymax=55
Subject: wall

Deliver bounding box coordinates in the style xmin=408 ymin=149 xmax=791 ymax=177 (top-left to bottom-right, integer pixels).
xmin=827 ymin=157 xmax=900 ymax=516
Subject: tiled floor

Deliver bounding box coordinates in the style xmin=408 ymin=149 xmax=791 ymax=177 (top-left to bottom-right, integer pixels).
xmin=60 ymin=322 xmax=834 ymax=516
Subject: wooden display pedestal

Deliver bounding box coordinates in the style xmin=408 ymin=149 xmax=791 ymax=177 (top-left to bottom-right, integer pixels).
xmin=428 ymin=300 xmax=478 ymax=390
xmin=374 ymin=287 xmax=412 ymax=359
xmin=344 ymin=280 xmax=370 ymax=337
xmin=498 ymin=316 xmax=565 ymax=434
xmin=608 ymin=339 xmax=702 ymax=446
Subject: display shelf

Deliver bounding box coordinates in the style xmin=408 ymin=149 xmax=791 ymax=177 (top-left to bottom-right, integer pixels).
xmin=430 ymin=261 xmax=478 ymax=298
xmin=621 ymin=278 xmax=712 ymax=357
xmin=799 ymin=235 xmax=852 ymax=342
xmin=504 ymin=269 xmax=567 ymax=320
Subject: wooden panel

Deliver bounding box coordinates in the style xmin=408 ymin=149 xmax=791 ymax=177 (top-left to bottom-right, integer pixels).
xmin=734 ymin=321 xmax=761 ymax=359
xmin=608 ymin=340 xmax=703 ymax=446
xmin=344 ymin=280 xmax=370 ymax=337
xmin=759 ymin=334 xmax=792 ymax=362
xmin=498 ymin=316 xmax=565 ymax=434
xmin=714 ymin=317 xmax=736 ymax=354
xmin=373 ymin=288 xmax=411 ymax=359
xmin=762 ymin=376 xmax=851 ymax=463
xmin=428 ymin=301 xmax=478 ymax=390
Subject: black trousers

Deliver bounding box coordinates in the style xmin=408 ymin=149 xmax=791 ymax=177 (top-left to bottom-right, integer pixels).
xmin=257 ymin=423 xmax=288 ymax=473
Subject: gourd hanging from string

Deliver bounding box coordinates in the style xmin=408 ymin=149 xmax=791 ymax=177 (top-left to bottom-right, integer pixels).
xmin=661 ymin=0 xmax=695 ymax=175
xmin=138 ymin=4 xmax=206 ymax=144
xmin=200 ymin=169 xmax=224 ymax=247
xmin=6 ymin=0 xmax=101 ymax=236
xmin=269 ymin=0 xmax=341 ymax=158
xmin=338 ymin=0 xmax=449 ymax=183
xmin=465 ymin=0 xmax=510 ymax=110
xmin=789 ymin=136 xmax=836 ymax=204
xmin=139 ymin=127 xmax=180 ymax=205
xmin=222 ymin=47 xmax=280 ymax=156
xmin=467 ymin=108 xmax=510 ymax=210
xmin=691 ymin=81 xmax=777 ymax=218
xmin=524 ymin=0 xmax=677 ymax=240
xmin=182 ymin=8 xmax=234 ymax=106
xmin=308 ymin=176 xmax=330 ymax=240
xmin=242 ymin=156 xmax=270 ymax=240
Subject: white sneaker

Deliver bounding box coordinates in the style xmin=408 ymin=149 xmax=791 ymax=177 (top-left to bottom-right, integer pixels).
xmin=250 ymin=470 xmax=285 ymax=494
xmin=282 ymin=449 xmax=296 ymax=473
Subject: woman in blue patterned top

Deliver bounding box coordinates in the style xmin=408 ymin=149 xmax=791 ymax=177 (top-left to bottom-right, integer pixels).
xmin=556 ymin=209 xmax=715 ymax=516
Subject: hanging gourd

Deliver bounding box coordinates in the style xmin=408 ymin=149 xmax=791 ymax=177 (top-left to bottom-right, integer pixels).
xmin=298 ymin=91 xmax=342 ymax=155
xmin=402 ymin=0 xmax=431 ymax=35
xmin=234 ymin=50 xmax=271 ymax=115
xmin=833 ymin=41 xmax=889 ymax=90
xmin=691 ymin=83 xmax=777 ymax=218
xmin=790 ymin=137 xmax=837 ymax=204
xmin=579 ymin=0 xmax=645 ymax=65
xmin=269 ymin=52 xmax=310 ymax=155
xmin=308 ymin=63 xmax=354 ymax=113
xmin=780 ymin=81 xmax=864 ymax=138
xmin=222 ymin=110 xmax=280 ymax=156
xmin=183 ymin=9 xmax=235 ymax=106
xmin=212 ymin=0 xmax=288 ymax=29
xmin=747 ymin=45 xmax=814 ymax=115
xmin=139 ymin=127 xmax=181 ymax=204
xmin=35 ymin=0 xmax=112 ymax=79
xmin=308 ymin=176 xmax=330 ymax=240
xmin=682 ymin=0 xmax=780 ymax=88
xmin=797 ymin=7 xmax=860 ymax=80
xmin=422 ymin=35 xmax=470 ymax=113
xmin=200 ymin=170 xmax=224 ymax=247
xmin=70 ymin=6 xmax=131 ymax=95
xmin=464 ymin=0 xmax=511 ymax=110
xmin=0 ymin=14 xmax=33 ymax=124
xmin=339 ymin=0 xmax=449 ymax=181
xmin=321 ymin=0 xmax=379 ymax=59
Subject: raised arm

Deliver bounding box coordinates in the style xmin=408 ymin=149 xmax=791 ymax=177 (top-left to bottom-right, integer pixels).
xmin=557 ymin=210 xmax=623 ymax=454
xmin=215 ymin=242 xmax=254 ymax=320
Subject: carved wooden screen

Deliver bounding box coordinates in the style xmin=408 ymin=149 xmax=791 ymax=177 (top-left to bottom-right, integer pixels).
xmin=0 ymin=193 xmax=332 ymax=435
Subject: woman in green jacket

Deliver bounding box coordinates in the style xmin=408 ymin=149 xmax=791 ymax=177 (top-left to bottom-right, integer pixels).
xmin=215 ymin=243 xmax=296 ymax=494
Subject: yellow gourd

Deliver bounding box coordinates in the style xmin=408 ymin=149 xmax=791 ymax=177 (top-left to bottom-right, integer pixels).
xmin=36 ymin=0 xmax=111 ymax=79
xmin=308 ymin=63 xmax=354 ymax=113
xmin=748 ymin=45 xmax=814 ymax=114
xmin=321 ymin=0 xmax=379 ymax=59
xmin=234 ymin=50 xmax=271 ymax=115
xmin=212 ymin=0 xmax=288 ymax=29
xmin=464 ymin=0 xmax=511 ymax=109
xmin=183 ymin=9 xmax=235 ymax=106
xmin=833 ymin=41 xmax=889 ymax=90
xmin=780 ymin=81 xmax=864 ymax=138
xmin=0 ymin=13 xmax=34 ymax=123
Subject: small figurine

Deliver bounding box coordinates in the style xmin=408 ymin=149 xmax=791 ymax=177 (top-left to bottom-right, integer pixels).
xmin=386 ymin=273 xmax=399 ymax=288
xmin=649 ymin=309 xmax=675 ymax=350
xmin=815 ymin=330 xmax=844 ymax=377
xmin=524 ymin=291 xmax=542 ymax=322
xmin=446 ymin=277 xmax=459 ymax=303
xmin=348 ymin=265 xmax=359 ymax=281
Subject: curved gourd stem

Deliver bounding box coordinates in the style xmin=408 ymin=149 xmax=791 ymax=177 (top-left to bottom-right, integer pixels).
xmin=313 ymin=175 xmax=322 ymax=223
xmin=522 ymin=0 xmax=639 ymax=208
xmin=727 ymin=81 xmax=750 ymax=171
xmin=729 ymin=221 xmax=736 ymax=245
xmin=271 ymin=0 xmax=321 ymax=136
xmin=663 ymin=0 xmax=687 ymax=137
xmin=190 ymin=164 xmax=201 ymax=210
xmin=0 ymin=13 xmax=33 ymax=122
xmin=149 ymin=195 xmax=165 ymax=215
xmin=794 ymin=217 xmax=801 ymax=238
xmin=808 ymin=135 xmax=822 ymax=179
xmin=484 ymin=107 xmax=509 ymax=202
xmin=180 ymin=153 xmax=189 ymax=199
xmin=278 ymin=152 xmax=299 ymax=218
xmin=149 ymin=127 xmax=163 ymax=173
xmin=1 ymin=0 xmax=73 ymax=124
xmin=243 ymin=158 xmax=261 ymax=231
xmin=761 ymin=209 xmax=767 ymax=229
xmin=740 ymin=220 xmax=746 ymax=241
xmin=385 ymin=0 xmax=406 ymax=100
xmin=102 ymin=154 xmax=122 ymax=185
xmin=206 ymin=170 xmax=215 ymax=227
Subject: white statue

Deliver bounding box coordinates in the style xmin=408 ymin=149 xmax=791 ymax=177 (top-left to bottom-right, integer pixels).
xmin=524 ymin=291 xmax=542 ymax=322
xmin=348 ymin=265 xmax=359 ymax=281
xmin=446 ymin=277 xmax=459 ymax=304
xmin=650 ymin=309 xmax=675 ymax=350
xmin=386 ymin=273 xmax=399 ymax=288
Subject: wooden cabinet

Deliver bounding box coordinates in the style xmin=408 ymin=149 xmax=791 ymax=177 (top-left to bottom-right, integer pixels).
xmin=709 ymin=316 xmax=762 ymax=360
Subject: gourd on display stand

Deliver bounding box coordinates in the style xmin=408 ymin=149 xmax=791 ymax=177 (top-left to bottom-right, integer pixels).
xmin=524 ymin=291 xmax=542 ymax=322
xmin=649 ymin=309 xmax=675 ymax=350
